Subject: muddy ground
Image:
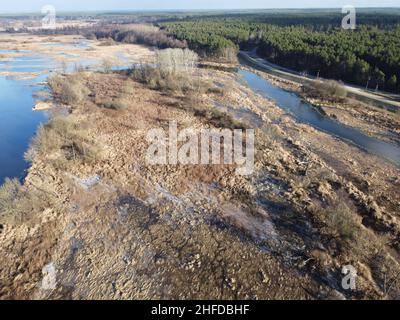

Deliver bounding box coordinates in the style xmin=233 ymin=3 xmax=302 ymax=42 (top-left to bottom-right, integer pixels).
xmin=1 ymin=54 xmax=400 ymax=299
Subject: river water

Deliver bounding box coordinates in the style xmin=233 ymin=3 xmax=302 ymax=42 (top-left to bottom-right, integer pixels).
xmin=0 ymin=43 xmax=102 ymax=184
xmin=238 ymin=69 xmax=400 ymax=166
xmin=0 ymin=67 xmax=48 ymax=184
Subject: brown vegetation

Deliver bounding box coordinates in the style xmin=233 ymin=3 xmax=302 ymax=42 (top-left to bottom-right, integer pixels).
xmin=304 ymin=80 xmax=348 ymax=102
xmin=131 ymin=48 xmax=202 ymax=93
xmin=25 ymin=116 xmax=99 ymax=170
xmin=48 ymin=73 xmax=90 ymax=106
xmin=90 ymin=24 xmax=187 ymax=49
xmin=0 ymin=178 xmax=56 ymax=226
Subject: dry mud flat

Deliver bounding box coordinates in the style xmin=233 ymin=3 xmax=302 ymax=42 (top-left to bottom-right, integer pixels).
xmin=1 ymin=65 xmax=400 ymax=300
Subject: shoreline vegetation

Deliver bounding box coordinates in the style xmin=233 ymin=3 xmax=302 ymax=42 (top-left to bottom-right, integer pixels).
xmin=1 ymin=45 xmax=400 ymax=299
xmin=1 ymin=10 xmax=400 ymax=300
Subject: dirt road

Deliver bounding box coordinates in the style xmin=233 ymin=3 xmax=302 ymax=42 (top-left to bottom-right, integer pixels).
xmin=240 ymin=50 xmax=400 ymax=112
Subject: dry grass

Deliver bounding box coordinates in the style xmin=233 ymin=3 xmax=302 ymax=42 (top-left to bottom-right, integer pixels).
xmin=48 ymin=72 xmax=90 ymax=106
xmin=371 ymin=251 xmax=400 ymax=298
xmin=26 ymin=117 xmax=99 ymax=169
xmin=304 ymin=80 xmax=347 ymax=102
xmin=0 ymin=178 xmax=56 ymax=225
xmin=181 ymin=101 xmax=247 ymax=130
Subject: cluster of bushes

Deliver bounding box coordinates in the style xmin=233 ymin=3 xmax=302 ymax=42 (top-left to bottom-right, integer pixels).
xmin=48 ymin=73 xmax=90 ymax=106
xmin=25 ymin=117 xmax=98 ymax=169
xmin=0 ymin=178 xmax=56 ymax=225
xmin=303 ymin=80 xmax=348 ymax=102
xmin=90 ymin=24 xmax=187 ymax=49
xmin=131 ymin=48 xmax=200 ymax=93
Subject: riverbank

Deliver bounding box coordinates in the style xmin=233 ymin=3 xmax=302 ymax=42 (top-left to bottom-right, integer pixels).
xmin=0 ymin=33 xmax=157 ymax=184
xmin=306 ymin=97 xmax=400 ymax=147
xmin=1 ymin=60 xmax=400 ymax=299
xmin=240 ymin=64 xmax=400 ymax=147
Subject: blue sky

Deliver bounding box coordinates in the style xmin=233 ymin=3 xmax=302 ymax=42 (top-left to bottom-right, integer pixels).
xmin=1 ymin=0 xmax=399 ymax=13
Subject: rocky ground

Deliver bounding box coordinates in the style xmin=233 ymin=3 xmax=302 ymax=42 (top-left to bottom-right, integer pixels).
xmin=1 ymin=62 xmax=400 ymax=300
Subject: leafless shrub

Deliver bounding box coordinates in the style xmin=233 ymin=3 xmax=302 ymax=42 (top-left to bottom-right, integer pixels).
xmin=371 ymin=252 xmax=400 ymax=298
xmin=26 ymin=117 xmax=98 ymax=168
xmin=101 ymin=58 xmax=114 ymax=72
xmin=156 ymin=48 xmax=198 ymax=76
xmin=0 ymin=178 xmax=56 ymax=225
xmin=313 ymin=201 xmax=358 ymax=249
xmin=0 ymin=179 xmax=21 ymax=224
xmin=304 ymin=80 xmax=347 ymax=101
xmin=47 ymin=74 xmax=64 ymax=94
xmin=48 ymin=73 xmax=90 ymax=106
xmin=220 ymin=46 xmax=238 ymax=64
xmin=101 ymin=99 xmax=128 ymax=110
xmin=131 ymin=48 xmax=201 ymax=93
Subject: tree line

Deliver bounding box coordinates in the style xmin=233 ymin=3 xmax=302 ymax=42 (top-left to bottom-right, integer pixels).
xmin=161 ymin=15 xmax=400 ymax=93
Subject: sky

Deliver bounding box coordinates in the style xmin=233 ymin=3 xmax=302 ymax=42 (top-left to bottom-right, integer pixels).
xmin=0 ymin=0 xmax=399 ymax=13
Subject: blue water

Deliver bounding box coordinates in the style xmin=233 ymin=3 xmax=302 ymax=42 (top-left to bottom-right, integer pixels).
xmin=0 ymin=48 xmax=91 ymax=185
xmin=41 ymin=40 xmax=91 ymax=50
xmin=0 ymin=76 xmax=48 ymax=184
xmin=0 ymin=41 xmax=133 ymax=185
xmin=239 ymin=70 xmax=400 ymax=166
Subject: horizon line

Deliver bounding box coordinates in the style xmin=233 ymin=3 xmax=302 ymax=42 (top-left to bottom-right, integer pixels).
xmin=1 ymin=6 xmax=400 ymax=15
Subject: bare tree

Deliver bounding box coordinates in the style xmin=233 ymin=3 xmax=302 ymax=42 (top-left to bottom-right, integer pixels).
xmin=156 ymin=48 xmax=198 ymax=76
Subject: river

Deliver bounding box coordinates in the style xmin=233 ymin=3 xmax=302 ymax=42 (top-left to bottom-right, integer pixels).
xmin=0 ymin=41 xmax=107 ymax=184
xmin=238 ymin=69 xmax=400 ymax=166
xmin=0 ymin=64 xmax=49 ymax=184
